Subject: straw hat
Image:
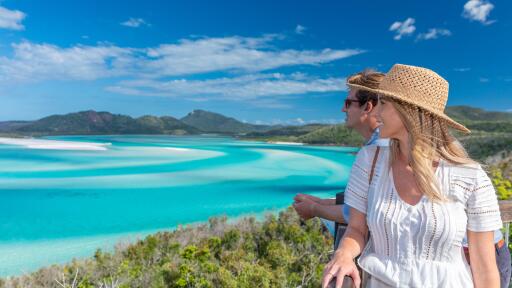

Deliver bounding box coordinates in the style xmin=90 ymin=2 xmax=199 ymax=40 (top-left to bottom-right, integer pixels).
xmin=347 ymin=64 xmax=470 ymax=133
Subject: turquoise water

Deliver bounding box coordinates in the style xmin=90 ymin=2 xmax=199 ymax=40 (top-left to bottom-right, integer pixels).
xmin=0 ymin=135 xmax=358 ymax=276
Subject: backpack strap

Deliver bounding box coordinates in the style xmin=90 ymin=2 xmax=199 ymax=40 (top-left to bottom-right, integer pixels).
xmin=333 ymin=146 xmax=381 ymax=250
xmin=333 ymin=193 xmax=345 ymax=242
xmin=369 ymin=146 xmax=380 ymax=185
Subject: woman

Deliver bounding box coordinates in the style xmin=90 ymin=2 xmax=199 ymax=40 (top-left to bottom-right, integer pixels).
xmin=322 ymin=64 xmax=502 ymax=288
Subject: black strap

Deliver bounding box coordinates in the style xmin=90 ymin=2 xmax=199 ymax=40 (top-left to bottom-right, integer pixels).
xmin=333 ymin=193 xmax=345 ymax=242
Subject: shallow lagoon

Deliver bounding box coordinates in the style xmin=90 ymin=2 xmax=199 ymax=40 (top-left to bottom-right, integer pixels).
xmin=0 ymin=135 xmax=358 ymax=276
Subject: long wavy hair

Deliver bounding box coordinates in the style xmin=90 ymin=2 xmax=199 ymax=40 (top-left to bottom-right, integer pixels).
xmin=386 ymin=97 xmax=477 ymax=202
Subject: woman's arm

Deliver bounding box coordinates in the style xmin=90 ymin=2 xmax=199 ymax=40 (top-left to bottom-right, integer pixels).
xmin=322 ymin=207 xmax=368 ymax=288
xmin=467 ymin=230 xmax=499 ymax=288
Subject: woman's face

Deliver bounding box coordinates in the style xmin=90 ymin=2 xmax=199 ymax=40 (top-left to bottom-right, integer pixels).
xmin=377 ymin=96 xmax=406 ymax=139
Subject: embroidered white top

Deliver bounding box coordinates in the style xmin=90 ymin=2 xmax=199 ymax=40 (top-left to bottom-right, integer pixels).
xmin=344 ymin=145 xmax=503 ymax=288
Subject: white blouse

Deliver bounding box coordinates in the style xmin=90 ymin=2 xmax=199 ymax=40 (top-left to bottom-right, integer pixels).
xmin=345 ymin=145 xmax=503 ymax=288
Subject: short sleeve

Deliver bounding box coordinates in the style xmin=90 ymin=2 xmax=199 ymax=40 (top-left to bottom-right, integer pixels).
xmin=344 ymin=146 xmax=375 ymax=214
xmin=466 ymin=167 xmax=503 ymax=232
xmin=342 ymin=204 xmax=351 ymax=223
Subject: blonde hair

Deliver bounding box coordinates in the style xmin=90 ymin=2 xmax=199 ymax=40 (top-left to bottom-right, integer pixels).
xmin=386 ymin=97 xmax=477 ymax=202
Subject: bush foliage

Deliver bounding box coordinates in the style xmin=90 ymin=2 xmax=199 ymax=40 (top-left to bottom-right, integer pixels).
xmin=1 ymin=208 xmax=331 ymax=288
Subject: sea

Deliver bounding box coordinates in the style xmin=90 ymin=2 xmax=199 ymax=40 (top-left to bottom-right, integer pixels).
xmin=0 ymin=135 xmax=358 ymax=276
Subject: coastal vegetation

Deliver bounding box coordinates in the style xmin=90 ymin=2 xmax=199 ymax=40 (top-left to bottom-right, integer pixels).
xmin=0 ymin=209 xmax=331 ymax=288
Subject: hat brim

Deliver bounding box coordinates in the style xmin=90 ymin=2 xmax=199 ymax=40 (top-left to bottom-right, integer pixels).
xmin=347 ymin=83 xmax=470 ymax=133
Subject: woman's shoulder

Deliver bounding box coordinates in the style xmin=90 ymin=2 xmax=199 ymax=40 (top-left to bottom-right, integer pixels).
xmin=442 ymin=160 xmax=484 ymax=179
xmin=354 ymin=145 xmax=383 ymax=164
xmin=358 ymin=143 xmax=390 ymax=157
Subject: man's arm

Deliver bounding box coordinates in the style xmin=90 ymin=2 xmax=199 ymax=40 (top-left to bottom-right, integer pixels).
xmin=313 ymin=203 xmax=345 ymax=223
xmin=293 ymin=198 xmax=345 ymax=223
xmin=294 ymin=193 xmax=336 ymax=206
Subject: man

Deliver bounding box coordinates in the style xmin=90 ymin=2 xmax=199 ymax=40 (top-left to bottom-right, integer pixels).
xmin=293 ymin=69 xmax=385 ymax=230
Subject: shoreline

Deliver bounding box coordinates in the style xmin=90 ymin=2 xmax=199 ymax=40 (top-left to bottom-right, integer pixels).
xmin=0 ymin=207 xmax=286 ymax=278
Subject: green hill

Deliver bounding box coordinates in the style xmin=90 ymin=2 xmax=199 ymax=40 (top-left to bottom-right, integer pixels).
xmin=445 ymin=106 xmax=512 ymax=122
xmin=245 ymin=124 xmax=329 ymax=137
xmin=0 ymin=121 xmax=33 ymax=132
xmin=181 ymin=110 xmax=272 ymax=134
xmin=15 ymin=110 xmax=200 ymax=135
xmin=297 ymin=124 xmax=364 ymax=146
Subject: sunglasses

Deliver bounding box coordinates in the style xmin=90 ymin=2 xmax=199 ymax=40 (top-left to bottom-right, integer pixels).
xmin=344 ymin=97 xmax=379 ymax=109
xmin=344 ymin=99 xmax=363 ymax=109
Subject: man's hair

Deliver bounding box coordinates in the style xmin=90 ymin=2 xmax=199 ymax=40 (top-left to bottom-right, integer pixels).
xmin=346 ymin=69 xmax=385 ymax=107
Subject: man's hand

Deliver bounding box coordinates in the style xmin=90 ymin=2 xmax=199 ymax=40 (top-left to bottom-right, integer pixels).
xmin=293 ymin=197 xmax=317 ymax=220
xmin=294 ymin=193 xmax=321 ymax=204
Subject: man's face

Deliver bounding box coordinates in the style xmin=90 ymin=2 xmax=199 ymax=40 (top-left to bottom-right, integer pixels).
xmin=342 ymin=89 xmax=364 ymax=129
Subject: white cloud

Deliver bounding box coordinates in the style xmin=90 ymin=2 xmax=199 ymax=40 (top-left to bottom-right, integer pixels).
xmin=295 ymin=25 xmax=306 ymax=34
xmin=121 ymin=18 xmax=149 ymax=28
xmin=463 ymin=0 xmax=495 ymax=25
xmin=0 ymin=42 xmax=136 ymax=82
xmin=454 ymin=67 xmax=471 ymax=72
xmin=106 ymin=73 xmax=346 ymax=102
xmin=389 ymin=18 xmax=416 ymax=40
xmin=416 ymin=28 xmax=451 ymax=41
xmin=479 ymin=77 xmax=489 ymax=82
xmin=0 ymin=35 xmax=363 ymax=84
xmin=0 ymin=6 xmax=26 ymax=30
xmin=143 ymin=35 xmax=363 ymax=76
xmin=0 ymin=34 xmax=361 ymax=107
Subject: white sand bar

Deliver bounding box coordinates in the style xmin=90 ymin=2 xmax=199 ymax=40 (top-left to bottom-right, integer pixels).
xmin=164 ymin=147 xmax=191 ymax=151
xmin=271 ymin=141 xmax=304 ymax=145
xmin=0 ymin=137 xmax=110 ymax=151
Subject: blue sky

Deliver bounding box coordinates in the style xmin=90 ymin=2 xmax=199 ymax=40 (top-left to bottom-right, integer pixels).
xmin=0 ymin=0 xmax=510 ymax=124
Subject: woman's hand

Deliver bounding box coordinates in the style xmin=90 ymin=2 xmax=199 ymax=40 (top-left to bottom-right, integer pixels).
xmin=322 ymin=250 xmax=361 ymax=288
xmin=321 ymin=207 xmax=368 ymax=288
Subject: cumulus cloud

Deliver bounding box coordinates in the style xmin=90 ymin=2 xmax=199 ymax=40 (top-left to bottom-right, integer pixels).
xmin=463 ymin=0 xmax=495 ymax=25
xmin=295 ymin=25 xmax=306 ymax=34
xmin=416 ymin=28 xmax=452 ymax=41
xmin=121 ymin=18 xmax=150 ymax=28
xmin=0 ymin=6 xmax=26 ymax=30
xmin=389 ymin=18 xmax=416 ymax=40
xmin=454 ymin=67 xmax=471 ymax=72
